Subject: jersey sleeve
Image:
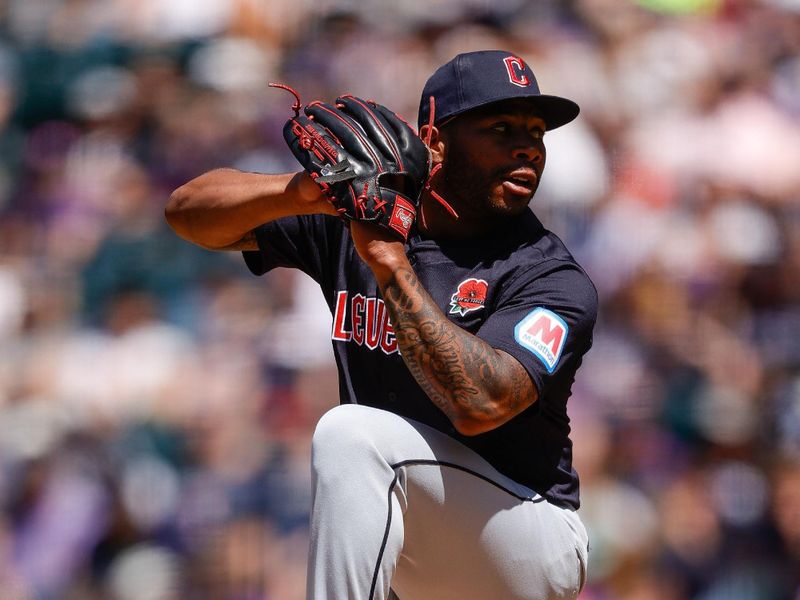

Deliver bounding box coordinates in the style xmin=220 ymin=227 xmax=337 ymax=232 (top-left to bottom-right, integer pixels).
xmin=241 ymin=214 xmax=346 ymax=286
xmin=476 ymin=261 xmax=598 ymax=399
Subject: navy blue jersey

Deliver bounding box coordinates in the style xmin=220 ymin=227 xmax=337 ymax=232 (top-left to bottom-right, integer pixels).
xmin=243 ymin=209 xmax=597 ymax=509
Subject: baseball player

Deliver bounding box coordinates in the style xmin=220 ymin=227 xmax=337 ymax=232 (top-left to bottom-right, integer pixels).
xmin=166 ymin=50 xmax=595 ymax=600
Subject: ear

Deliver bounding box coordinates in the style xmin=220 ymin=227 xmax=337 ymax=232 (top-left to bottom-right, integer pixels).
xmin=419 ymin=125 xmax=445 ymax=164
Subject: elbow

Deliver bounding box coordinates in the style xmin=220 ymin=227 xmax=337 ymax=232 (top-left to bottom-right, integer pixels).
xmin=450 ymin=389 xmax=539 ymax=437
xmin=452 ymin=418 xmax=497 ymax=437
xmin=165 ymin=183 xmax=210 ymax=245
xmin=164 ymin=185 xmax=191 ymax=234
xmin=451 ymin=414 xmax=503 ymax=437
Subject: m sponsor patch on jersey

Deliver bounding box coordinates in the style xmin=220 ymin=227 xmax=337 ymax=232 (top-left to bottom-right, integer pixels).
xmin=449 ymin=278 xmax=488 ymax=316
xmin=514 ymin=307 xmax=568 ymax=373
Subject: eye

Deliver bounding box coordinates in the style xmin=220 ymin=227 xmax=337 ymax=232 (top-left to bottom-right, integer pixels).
xmin=529 ymin=127 xmax=545 ymax=139
xmin=489 ymin=122 xmax=508 ymax=133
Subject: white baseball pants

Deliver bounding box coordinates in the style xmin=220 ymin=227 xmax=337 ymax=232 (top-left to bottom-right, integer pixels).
xmin=306 ymin=404 xmax=588 ymax=600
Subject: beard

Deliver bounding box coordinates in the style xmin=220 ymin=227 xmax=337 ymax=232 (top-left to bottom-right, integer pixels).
xmin=439 ymin=144 xmax=536 ymax=218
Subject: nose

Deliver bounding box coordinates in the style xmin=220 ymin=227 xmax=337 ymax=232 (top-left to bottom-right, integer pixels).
xmin=511 ymin=140 xmax=543 ymax=164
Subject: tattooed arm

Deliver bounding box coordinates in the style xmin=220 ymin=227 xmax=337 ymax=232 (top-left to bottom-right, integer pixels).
xmin=350 ymin=222 xmax=539 ymax=436
xmin=165 ymin=169 xmax=337 ymax=250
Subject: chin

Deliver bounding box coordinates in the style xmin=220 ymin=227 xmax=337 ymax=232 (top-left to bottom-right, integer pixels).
xmin=489 ymin=194 xmax=532 ymax=216
xmin=503 ymin=203 xmax=532 ymax=217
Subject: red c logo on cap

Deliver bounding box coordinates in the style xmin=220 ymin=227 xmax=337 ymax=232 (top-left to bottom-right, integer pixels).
xmin=503 ymin=56 xmax=530 ymax=88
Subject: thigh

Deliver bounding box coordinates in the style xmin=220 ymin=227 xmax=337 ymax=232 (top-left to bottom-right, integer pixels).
xmin=393 ymin=461 xmax=584 ymax=600
xmin=326 ymin=405 xmax=586 ymax=600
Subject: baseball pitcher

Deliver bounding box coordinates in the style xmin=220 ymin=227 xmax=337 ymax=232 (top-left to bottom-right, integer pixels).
xmin=166 ymin=50 xmax=595 ymax=600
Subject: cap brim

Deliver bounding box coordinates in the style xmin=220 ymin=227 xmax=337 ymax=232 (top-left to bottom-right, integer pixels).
xmin=437 ymin=94 xmax=580 ymax=131
xmin=525 ymin=95 xmax=580 ymax=130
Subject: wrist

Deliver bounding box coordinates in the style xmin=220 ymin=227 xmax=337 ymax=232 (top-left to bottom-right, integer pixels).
xmin=368 ymin=246 xmax=410 ymax=285
xmin=348 ymin=221 xmax=409 ymax=284
xmin=288 ymin=172 xmax=332 ymax=215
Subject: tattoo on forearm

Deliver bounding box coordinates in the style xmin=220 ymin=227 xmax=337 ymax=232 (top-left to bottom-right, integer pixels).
xmin=382 ymin=267 xmax=534 ymax=427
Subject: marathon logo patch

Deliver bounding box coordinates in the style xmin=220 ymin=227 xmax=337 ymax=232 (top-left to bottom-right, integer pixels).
xmin=449 ymin=278 xmax=488 ymax=316
xmin=514 ymin=308 xmax=568 ymax=373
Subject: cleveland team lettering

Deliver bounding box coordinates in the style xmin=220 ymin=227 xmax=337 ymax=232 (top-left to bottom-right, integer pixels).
xmin=332 ymin=291 xmax=398 ymax=354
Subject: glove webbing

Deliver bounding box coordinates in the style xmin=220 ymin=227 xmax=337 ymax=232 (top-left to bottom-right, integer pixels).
xmin=316 ymin=159 xmax=356 ymax=184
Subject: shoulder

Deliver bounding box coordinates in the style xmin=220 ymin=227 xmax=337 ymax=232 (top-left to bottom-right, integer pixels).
xmin=509 ymin=218 xmax=596 ymax=289
xmin=495 ymin=224 xmax=598 ymax=321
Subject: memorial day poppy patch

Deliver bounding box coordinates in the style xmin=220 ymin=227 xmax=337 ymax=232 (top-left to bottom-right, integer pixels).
xmin=449 ymin=278 xmax=488 ymax=316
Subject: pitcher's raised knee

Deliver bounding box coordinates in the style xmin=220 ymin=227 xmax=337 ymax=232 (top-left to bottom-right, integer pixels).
xmin=311 ymin=404 xmax=390 ymax=470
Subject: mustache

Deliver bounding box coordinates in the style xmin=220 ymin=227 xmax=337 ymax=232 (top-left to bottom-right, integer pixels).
xmin=490 ymin=164 xmax=536 ymax=179
xmin=441 ymin=163 xmax=537 ymax=187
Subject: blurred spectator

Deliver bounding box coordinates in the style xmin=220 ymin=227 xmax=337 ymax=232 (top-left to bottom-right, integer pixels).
xmin=1 ymin=0 xmax=799 ymax=598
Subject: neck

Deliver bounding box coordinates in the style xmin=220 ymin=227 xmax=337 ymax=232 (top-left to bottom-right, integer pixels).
xmin=417 ymin=192 xmax=512 ymax=240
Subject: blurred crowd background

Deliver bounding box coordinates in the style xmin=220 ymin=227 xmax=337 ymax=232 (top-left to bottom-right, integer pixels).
xmin=0 ymin=0 xmax=799 ymax=598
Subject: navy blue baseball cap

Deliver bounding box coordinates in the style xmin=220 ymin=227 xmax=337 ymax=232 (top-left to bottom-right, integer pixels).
xmin=417 ymin=50 xmax=579 ymax=131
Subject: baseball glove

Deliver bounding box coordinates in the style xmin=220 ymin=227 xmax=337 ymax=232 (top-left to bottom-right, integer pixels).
xmin=275 ymin=86 xmax=430 ymax=240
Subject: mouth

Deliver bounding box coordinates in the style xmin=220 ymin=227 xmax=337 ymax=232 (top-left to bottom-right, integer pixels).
xmin=500 ymin=168 xmax=538 ymax=196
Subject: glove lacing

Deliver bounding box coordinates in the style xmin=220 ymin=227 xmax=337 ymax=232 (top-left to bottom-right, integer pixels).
xmin=420 ymin=95 xmax=459 ymax=229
